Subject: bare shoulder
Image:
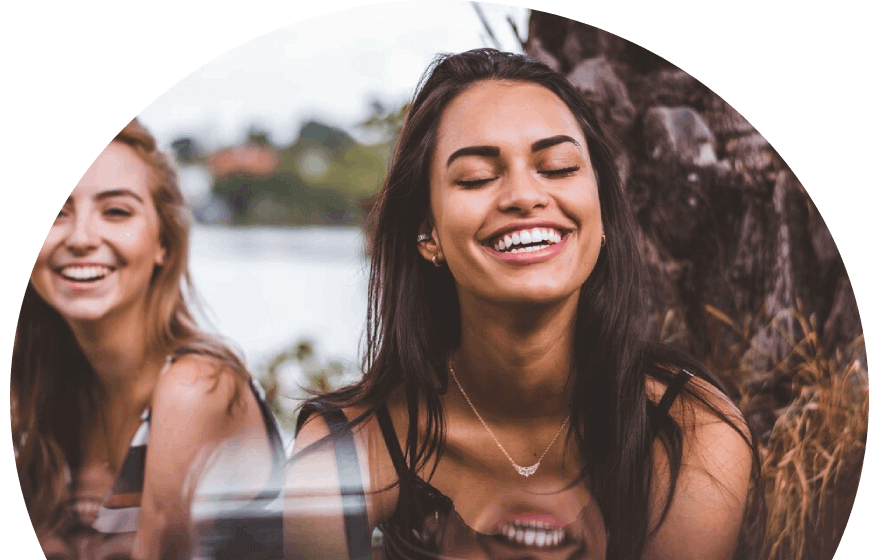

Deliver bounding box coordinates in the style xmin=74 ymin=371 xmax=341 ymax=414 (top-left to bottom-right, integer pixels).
xmin=152 ymin=353 xmax=245 ymax=419
xmin=148 ymin=353 xmax=262 ymax=456
xmin=645 ymin=372 xmax=754 ymax=560
xmin=647 ymin=371 xmax=749 ymax=434
xmin=137 ymin=354 xmax=266 ymax=558
xmin=150 ymin=355 xmax=265 ymax=468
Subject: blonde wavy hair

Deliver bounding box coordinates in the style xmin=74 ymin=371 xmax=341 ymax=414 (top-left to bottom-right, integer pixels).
xmin=11 ymin=119 xmax=248 ymax=531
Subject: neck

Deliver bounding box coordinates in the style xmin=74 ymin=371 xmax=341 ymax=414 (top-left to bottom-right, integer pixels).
xmin=67 ymin=303 xmax=167 ymax=406
xmin=452 ymin=294 xmax=578 ymax=420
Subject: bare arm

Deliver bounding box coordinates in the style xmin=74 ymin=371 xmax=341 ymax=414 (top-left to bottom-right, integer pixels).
xmin=644 ymin=378 xmax=754 ymax=560
xmin=131 ymin=356 xmax=269 ymax=560
xmin=284 ymin=414 xmax=355 ymax=560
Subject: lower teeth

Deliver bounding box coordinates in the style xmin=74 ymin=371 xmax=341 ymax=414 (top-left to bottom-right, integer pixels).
xmin=506 ymin=244 xmax=549 ymax=253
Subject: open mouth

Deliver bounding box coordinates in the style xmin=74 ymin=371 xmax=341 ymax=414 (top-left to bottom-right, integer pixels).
xmin=487 ymin=227 xmax=567 ymax=254
xmin=496 ymin=518 xmax=567 ymax=549
xmin=57 ymin=265 xmax=114 ymax=283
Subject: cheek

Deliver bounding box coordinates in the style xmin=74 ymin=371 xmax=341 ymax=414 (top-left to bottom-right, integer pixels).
xmin=433 ymin=189 xmax=485 ymax=238
xmin=116 ymin=221 xmax=163 ymax=265
xmin=31 ymin=235 xmax=60 ymax=286
xmin=573 ymin=187 xmax=602 ymax=229
xmin=436 ymin=211 xmax=480 ymax=262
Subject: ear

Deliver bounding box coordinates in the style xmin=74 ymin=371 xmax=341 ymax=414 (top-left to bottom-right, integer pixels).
xmin=155 ymin=246 xmax=167 ymax=267
xmin=416 ymin=223 xmax=443 ymax=264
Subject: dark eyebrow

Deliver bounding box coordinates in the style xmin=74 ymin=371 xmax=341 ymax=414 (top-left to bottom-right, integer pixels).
xmin=95 ymin=189 xmax=146 ymax=204
xmin=445 ymin=135 xmax=582 ymax=168
xmin=446 ymin=146 xmax=500 ymax=168
xmin=531 ymin=135 xmax=581 ymax=152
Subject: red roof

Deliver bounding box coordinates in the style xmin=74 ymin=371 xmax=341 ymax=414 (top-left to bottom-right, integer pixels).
xmin=206 ymin=144 xmax=280 ymax=179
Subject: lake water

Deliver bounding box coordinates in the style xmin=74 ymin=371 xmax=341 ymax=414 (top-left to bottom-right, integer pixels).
xmin=188 ymin=224 xmax=369 ymax=386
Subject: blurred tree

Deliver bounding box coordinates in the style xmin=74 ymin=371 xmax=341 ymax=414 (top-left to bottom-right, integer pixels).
xmin=212 ymin=176 xmax=255 ymax=221
xmin=360 ymin=99 xmax=410 ymax=148
xmin=260 ymin=338 xmax=352 ymax=433
xmin=247 ymin=127 xmax=272 ymax=146
xmin=207 ymin=119 xmax=389 ymax=225
xmin=170 ymin=137 xmax=203 ymax=164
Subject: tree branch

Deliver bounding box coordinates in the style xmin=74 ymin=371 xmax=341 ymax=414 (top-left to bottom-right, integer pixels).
xmin=471 ymin=2 xmax=501 ymax=50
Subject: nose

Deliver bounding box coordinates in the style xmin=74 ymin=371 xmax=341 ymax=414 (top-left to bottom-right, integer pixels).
xmin=64 ymin=211 xmax=99 ymax=254
xmin=497 ymin=166 xmax=550 ymax=214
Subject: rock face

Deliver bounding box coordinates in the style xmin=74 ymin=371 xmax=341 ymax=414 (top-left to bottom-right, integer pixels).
xmin=524 ymin=11 xmax=865 ymax=560
xmin=525 ymin=10 xmax=862 ymax=375
xmin=643 ymin=106 xmax=717 ymax=166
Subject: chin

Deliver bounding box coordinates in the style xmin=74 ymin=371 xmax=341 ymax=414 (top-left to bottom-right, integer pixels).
xmin=495 ymin=288 xmax=580 ymax=308
xmin=51 ymin=301 xmax=116 ymax=324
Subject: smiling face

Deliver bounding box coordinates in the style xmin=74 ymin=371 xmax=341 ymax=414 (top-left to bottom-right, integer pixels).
xmin=421 ymin=80 xmax=603 ymax=309
xmin=30 ymin=141 xmax=166 ymax=325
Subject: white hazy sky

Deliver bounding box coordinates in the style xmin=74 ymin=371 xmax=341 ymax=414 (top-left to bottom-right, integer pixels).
xmin=139 ymin=1 xmax=529 ymax=150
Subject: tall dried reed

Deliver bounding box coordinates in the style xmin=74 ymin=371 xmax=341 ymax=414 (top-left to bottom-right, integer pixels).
xmin=705 ymin=303 xmax=868 ymax=560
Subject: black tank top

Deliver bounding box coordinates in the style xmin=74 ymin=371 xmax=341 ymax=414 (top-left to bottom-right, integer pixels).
xmin=319 ymin=368 xmax=694 ymax=560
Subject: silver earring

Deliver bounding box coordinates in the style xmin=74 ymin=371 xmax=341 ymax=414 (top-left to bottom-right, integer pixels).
xmin=432 ymin=255 xmax=442 ymax=267
xmin=417 ymin=233 xmax=432 ymax=243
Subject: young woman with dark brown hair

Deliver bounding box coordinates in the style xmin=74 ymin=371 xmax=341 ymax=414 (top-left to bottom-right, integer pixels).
xmin=285 ymin=49 xmax=763 ymax=560
xmin=12 ymin=119 xmax=284 ymax=560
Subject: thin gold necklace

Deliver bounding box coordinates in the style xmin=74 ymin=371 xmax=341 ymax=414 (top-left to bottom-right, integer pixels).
xmin=447 ymin=359 xmax=569 ymax=477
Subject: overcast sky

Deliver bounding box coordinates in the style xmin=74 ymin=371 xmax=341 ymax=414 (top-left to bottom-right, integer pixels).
xmin=139 ymin=1 xmax=529 ymax=150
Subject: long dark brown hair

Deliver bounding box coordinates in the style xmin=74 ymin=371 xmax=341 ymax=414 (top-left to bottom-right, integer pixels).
xmin=299 ymin=49 xmax=763 ymax=559
xmin=11 ymin=118 xmax=248 ymax=531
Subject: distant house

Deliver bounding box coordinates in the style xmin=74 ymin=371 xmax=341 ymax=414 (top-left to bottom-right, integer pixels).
xmin=206 ymin=144 xmax=281 ymax=179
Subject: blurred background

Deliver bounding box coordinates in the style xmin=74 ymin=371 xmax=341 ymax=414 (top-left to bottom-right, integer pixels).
xmin=137 ymin=1 xmax=529 ymax=433
xmin=136 ymin=4 xmax=866 ymax=559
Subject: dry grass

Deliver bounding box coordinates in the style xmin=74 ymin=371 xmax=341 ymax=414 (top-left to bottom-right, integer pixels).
xmin=705 ymin=304 xmax=869 ymax=560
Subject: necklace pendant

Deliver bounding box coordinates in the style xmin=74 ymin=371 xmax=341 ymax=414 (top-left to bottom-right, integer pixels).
xmin=516 ymin=463 xmax=539 ymax=477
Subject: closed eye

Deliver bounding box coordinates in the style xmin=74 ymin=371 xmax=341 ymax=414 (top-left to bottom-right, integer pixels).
xmin=540 ymin=166 xmax=580 ymax=178
xmin=456 ymin=177 xmax=496 ymax=188
xmin=105 ymin=207 xmax=132 ymax=218
xmin=455 ymin=165 xmax=580 ymax=187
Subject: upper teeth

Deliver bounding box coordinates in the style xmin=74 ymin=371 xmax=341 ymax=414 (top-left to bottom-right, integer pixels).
xmin=497 ymin=520 xmax=566 ymax=548
xmin=60 ymin=265 xmax=112 ymax=281
xmin=492 ymin=228 xmax=563 ymax=252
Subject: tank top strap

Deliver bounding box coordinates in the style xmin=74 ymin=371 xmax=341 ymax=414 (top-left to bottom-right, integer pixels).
xmin=311 ymin=403 xmax=372 ymax=560
xmin=655 ymin=368 xmax=695 ymax=417
xmin=375 ymin=402 xmax=409 ymax=479
xmin=250 ymin=377 xmax=287 ymax=500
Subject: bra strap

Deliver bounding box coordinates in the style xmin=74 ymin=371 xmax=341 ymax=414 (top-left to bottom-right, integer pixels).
xmin=655 ymin=368 xmax=695 ymax=417
xmin=317 ymin=406 xmax=372 ymax=560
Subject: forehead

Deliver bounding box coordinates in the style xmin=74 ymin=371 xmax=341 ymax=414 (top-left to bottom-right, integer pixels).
xmin=74 ymin=141 xmax=154 ymax=197
xmin=435 ymin=80 xmax=585 ymax=152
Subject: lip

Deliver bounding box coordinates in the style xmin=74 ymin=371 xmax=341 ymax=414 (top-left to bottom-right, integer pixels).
xmin=482 ymin=220 xmax=573 ymax=246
